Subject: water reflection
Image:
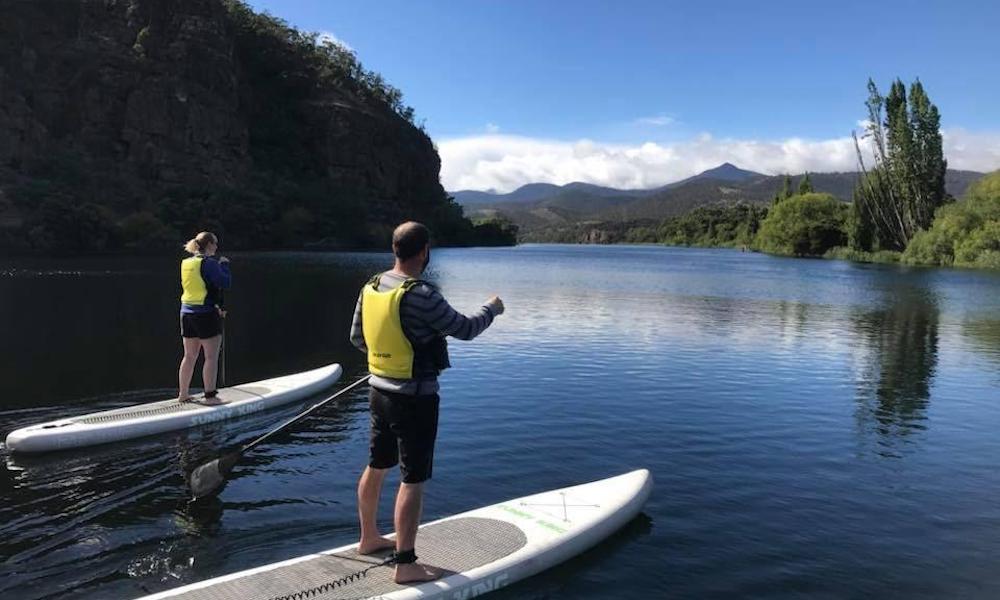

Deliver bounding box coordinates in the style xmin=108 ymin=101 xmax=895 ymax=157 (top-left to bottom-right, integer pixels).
xmin=962 ymin=318 xmax=1000 ymax=372
xmin=3 ymin=247 xmax=1000 ymax=599
xmin=852 ymin=285 xmax=939 ymax=456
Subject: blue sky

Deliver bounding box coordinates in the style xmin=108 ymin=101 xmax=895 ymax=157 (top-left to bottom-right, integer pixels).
xmin=247 ymin=0 xmax=1000 ymax=191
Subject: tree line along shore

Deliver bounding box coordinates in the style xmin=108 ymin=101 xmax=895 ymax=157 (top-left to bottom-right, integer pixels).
xmin=524 ymin=80 xmax=999 ymax=270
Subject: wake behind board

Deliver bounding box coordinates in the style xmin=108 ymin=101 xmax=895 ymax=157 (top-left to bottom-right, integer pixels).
xmin=5 ymin=363 xmax=343 ymax=454
xmin=137 ymin=469 xmax=652 ymax=600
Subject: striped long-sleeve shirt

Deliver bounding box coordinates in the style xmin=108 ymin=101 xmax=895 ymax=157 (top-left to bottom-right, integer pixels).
xmin=350 ymin=271 xmax=499 ymax=395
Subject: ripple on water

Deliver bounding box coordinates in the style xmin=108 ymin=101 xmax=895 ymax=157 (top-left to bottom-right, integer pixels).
xmin=2 ymin=247 xmax=1000 ymax=598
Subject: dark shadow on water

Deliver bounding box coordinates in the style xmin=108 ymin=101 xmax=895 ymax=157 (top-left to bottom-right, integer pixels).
xmin=180 ymin=496 xmax=225 ymax=536
xmin=851 ymin=282 xmax=939 ymax=457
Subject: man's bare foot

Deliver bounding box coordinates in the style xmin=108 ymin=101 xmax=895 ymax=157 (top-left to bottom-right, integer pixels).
xmin=394 ymin=562 xmax=444 ymax=584
xmin=178 ymin=396 xmax=193 ymax=403
xmin=357 ymin=536 xmax=395 ymax=555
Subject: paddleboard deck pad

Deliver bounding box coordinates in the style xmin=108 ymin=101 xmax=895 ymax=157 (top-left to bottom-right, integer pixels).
xmin=138 ymin=469 xmax=652 ymax=600
xmin=5 ymin=363 xmax=342 ymax=453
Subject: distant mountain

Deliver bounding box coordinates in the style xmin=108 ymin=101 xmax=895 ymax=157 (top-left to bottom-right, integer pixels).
xmin=451 ymin=163 xmax=764 ymax=206
xmin=455 ymin=163 xmax=988 ymax=238
xmin=452 ymin=182 xmax=562 ymax=205
xmin=663 ymin=162 xmax=764 ymax=187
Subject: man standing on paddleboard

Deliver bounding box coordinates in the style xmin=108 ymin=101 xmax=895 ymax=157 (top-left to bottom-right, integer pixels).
xmin=349 ymin=221 xmax=504 ymax=584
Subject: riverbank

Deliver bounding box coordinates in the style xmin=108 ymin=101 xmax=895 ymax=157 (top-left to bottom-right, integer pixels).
xmin=515 ymin=169 xmax=999 ymax=271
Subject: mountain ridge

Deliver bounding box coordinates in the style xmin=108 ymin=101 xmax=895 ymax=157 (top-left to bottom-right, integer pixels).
xmin=457 ymin=164 xmax=988 ymax=237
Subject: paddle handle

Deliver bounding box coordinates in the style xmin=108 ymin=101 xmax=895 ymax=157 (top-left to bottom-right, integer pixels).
xmin=241 ymin=374 xmax=371 ymax=454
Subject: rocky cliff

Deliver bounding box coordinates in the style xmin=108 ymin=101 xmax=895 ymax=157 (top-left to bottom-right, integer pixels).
xmin=0 ymin=0 xmax=491 ymax=252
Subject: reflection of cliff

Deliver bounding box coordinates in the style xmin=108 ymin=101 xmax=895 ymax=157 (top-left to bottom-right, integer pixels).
xmin=851 ymin=289 xmax=939 ymax=449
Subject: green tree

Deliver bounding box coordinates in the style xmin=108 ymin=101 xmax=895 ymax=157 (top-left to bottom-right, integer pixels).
xmin=852 ymin=78 xmax=949 ymax=252
xmin=903 ymin=171 xmax=1000 ymax=268
xmin=657 ymin=203 xmax=768 ymax=248
xmin=756 ymin=193 xmax=848 ymax=256
xmin=797 ymin=172 xmax=813 ymax=194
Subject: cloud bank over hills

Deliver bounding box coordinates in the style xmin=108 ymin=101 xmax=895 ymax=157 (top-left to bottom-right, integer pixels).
xmin=439 ymin=129 xmax=1000 ymax=193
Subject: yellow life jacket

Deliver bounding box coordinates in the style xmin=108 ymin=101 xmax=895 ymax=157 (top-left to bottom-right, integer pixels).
xmin=180 ymin=256 xmax=209 ymax=305
xmin=361 ymin=275 xmax=420 ymax=379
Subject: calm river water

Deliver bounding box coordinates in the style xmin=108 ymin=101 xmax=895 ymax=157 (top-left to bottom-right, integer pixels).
xmin=1 ymin=245 xmax=1000 ymax=599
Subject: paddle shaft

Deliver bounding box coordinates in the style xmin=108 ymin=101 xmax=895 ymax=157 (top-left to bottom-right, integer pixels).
xmin=218 ymin=281 xmax=227 ymax=389
xmin=240 ymin=374 xmax=371 ymax=455
xmin=218 ymin=315 xmax=227 ymax=388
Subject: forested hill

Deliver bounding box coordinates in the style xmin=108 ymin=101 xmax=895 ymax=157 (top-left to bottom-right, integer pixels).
xmin=457 ymin=166 xmax=985 ymax=240
xmin=0 ymin=0 xmax=512 ymax=253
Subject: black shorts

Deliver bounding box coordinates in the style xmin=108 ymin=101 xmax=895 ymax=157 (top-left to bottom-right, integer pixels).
xmin=180 ymin=311 xmax=221 ymax=339
xmin=369 ymin=387 xmax=440 ymax=484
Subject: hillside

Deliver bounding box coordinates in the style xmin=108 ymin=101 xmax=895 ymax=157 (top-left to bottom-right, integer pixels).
xmin=457 ymin=165 xmax=986 ymax=240
xmin=0 ymin=0 xmax=507 ymax=253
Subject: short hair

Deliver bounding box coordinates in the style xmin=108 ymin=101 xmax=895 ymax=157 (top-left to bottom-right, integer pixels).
xmin=392 ymin=221 xmax=430 ymax=260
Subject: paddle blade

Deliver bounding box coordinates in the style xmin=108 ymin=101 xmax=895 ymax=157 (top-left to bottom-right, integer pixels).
xmin=187 ymin=452 xmax=241 ymax=500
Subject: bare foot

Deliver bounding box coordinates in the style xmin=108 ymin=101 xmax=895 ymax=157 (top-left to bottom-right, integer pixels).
xmin=357 ymin=536 xmax=395 ymax=555
xmin=394 ymin=562 xmax=444 ymax=584
xmin=198 ymin=396 xmax=226 ymax=406
xmin=178 ymin=396 xmax=193 ymax=403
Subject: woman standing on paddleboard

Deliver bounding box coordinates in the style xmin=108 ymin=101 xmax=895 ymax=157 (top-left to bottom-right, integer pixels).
xmin=178 ymin=231 xmax=231 ymax=404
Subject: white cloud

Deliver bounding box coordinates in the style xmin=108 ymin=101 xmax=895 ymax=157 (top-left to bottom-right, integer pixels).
xmin=484 ymin=122 xmax=500 ymax=134
xmin=941 ymin=129 xmax=1000 ymax=173
xmin=635 ymin=115 xmax=676 ymax=127
xmin=439 ymin=129 xmax=1000 ymax=192
xmin=317 ymin=31 xmax=353 ymax=52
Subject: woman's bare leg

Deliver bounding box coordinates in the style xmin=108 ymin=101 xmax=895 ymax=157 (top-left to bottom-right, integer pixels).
xmin=200 ymin=334 xmax=222 ymax=394
xmin=179 ymin=337 xmax=201 ymax=401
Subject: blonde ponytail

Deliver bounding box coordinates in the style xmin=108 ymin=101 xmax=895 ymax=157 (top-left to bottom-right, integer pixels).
xmin=184 ymin=231 xmax=217 ymax=255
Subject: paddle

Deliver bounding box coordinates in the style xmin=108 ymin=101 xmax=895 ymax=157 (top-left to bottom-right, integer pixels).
xmin=187 ymin=374 xmax=372 ymax=500
xmin=218 ymin=315 xmax=226 ymax=388
xmin=217 ymin=273 xmax=227 ymax=388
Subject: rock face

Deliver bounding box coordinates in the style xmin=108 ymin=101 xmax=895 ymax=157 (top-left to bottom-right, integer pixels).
xmin=0 ymin=1 xmax=247 ymax=188
xmin=0 ymin=0 xmax=459 ymax=250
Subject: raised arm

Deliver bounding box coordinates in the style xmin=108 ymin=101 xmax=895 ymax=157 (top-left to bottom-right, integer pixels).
xmin=402 ymin=286 xmax=503 ymax=341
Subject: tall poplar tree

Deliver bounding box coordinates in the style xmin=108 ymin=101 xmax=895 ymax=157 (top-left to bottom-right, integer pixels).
xmin=851 ymin=78 xmax=948 ymax=252
xmin=797 ymin=173 xmax=813 ymax=194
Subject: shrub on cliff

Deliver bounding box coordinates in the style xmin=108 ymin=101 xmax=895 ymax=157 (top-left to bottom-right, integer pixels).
xmin=120 ymin=212 xmax=179 ymax=251
xmin=471 ymin=217 xmax=519 ymax=246
xmin=155 ymin=186 xmax=277 ymax=249
xmin=223 ymin=0 xmax=416 ymax=125
xmin=27 ymin=199 xmax=121 ymax=253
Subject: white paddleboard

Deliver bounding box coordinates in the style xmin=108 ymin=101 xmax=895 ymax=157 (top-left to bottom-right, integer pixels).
xmin=4 ymin=363 xmax=343 ymax=454
xmin=137 ymin=468 xmax=652 ymax=600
